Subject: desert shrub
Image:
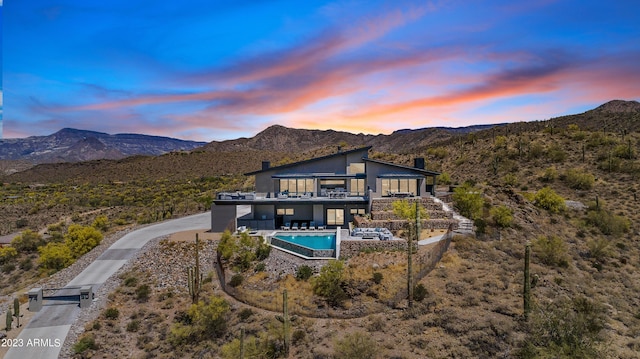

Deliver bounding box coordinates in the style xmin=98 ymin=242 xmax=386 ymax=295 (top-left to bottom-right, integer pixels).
xmin=546 ymin=144 xmax=567 ymax=162
xmin=73 ymin=334 xmax=98 ymax=353
xmin=533 ymin=187 xmax=566 ymax=213
xmin=170 ymin=296 xmax=230 ymax=345
xmin=2 ymin=263 xmax=16 ymax=273
xmin=453 ymin=184 xmax=484 ymax=220
xmin=217 ymin=230 xmax=237 ymax=260
xmin=229 ymin=274 xmax=244 ymax=287
xmin=292 ymin=329 xmax=306 ymax=344
xmin=372 ymin=272 xmax=383 ymax=284
xmin=255 ymin=241 xmax=271 ymax=260
xmin=368 ymin=316 xmax=386 ymax=332
xmin=135 ymin=284 xmax=151 ymax=302
xmin=490 ymin=205 xmax=513 ymax=228
xmin=613 ymin=143 xmax=635 ymax=159
xmin=503 ymin=173 xmax=518 ymax=186
xmin=19 ymin=258 xmax=33 ymax=271
xmin=564 ymin=169 xmax=595 ymax=190
xmin=126 ymin=319 xmax=140 ymax=332
xmin=11 ymin=229 xmax=46 ymax=253
xmin=0 ymin=246 xmax=18 ymax=265
xmin=234 ymin=250 xmax=256 ymax=272
xmin=334 ymin=331 xmax=378 ymax=359
xmin=38 ymin=242 xmax=74 ymax=272
xmin=254 ymin=262 xmax=266 ymax=272
xmin=15 ymin=218 xmax=28 ymax=229
xmin=427 ymin=146 xmax=448 ymax=159
xmin=220 ymin=336 xmax=262 ymax=359
xmin=519 ymin=296 xmax=606 ymax=359
xmin=91 ymin=215 xmax=109 ymax=231
xmin=64 ymin=224 xmax=103 ymax=258
xmin=528 ymin=142 xmax=545 ymax=159
xmin=104 ymin=307 xmax=120 ymax=320
xmin=586 ymin=210 xmax=630 ymax=236
xmin=413 ymin=283 xmax=428 ymax=302
xmin=586 ymin=238 xmax=612 ymax=263
xmin=124 ymin=276 xmax=138 ymax=287
xmin=438 ymin=172 xmax=452 ymax=185
xmin=313 ymin=260 xmax=347 ymax=306
xmin=533 ymin=236 xmax=568 ymax=267
xmin=296 ymin=265 xmax=313 ymax=281
xmin=540 ymin=167 xmax=558 ymax=182
xmin=238 ymin=308 xmax=254 ymax=321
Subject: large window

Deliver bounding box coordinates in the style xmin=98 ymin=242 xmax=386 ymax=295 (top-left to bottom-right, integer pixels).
xmin=350 ymin=178 xmax=365 ymax=195
xmin=279 ymin=178 xmax=314 ymax=195
xmin=276 ymin=208 xmax=295 ymax=215
xmin=326 ymin=209 xmax=344 ymax=225
xmin=350 ymin=208 xmax=366 ymax=215
xmin=381 ymin=178 xmax=418 ymax=196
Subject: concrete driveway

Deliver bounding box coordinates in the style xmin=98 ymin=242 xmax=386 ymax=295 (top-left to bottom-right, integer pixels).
xmin=4 ymin=211 xmax=211 ymax=359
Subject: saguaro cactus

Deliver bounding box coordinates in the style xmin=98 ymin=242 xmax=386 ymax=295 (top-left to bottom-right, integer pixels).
xmin=6 ymin=307 xmax=13 ymax=331
xmin=187 ymin=234 xmax=202 ymax=304
xmin=524 ymin=243 xmax=531 ymax=320
xmin=276 ymin=290 xmax=291 ymax=356
xmin=13 ymin=298 xmax=20 ymax=328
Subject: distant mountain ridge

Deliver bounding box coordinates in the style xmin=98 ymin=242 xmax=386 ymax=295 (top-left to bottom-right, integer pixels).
xmin=0 ymin=128 xmax=207 ymax=163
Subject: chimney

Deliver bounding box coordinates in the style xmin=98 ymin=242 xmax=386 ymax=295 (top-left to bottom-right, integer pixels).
xmin=262 ymin=161 xmax=270 ymax=170
xmin=414 ymin=158 xmax=425 ymax=169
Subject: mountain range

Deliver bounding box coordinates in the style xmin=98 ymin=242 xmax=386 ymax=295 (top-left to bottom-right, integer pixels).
xmin=1 ymin=99 xmax=639 ymax=179
xmin=0 ymin=128 xmax=206 ymax=163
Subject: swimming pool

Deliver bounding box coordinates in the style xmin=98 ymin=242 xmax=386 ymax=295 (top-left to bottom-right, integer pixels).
xmin=270 ymin=232 xmax=337 ymax=258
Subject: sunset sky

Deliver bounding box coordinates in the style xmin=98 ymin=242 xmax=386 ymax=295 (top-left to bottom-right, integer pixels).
xmin=2 ymin=0 xmax=640 ymax=141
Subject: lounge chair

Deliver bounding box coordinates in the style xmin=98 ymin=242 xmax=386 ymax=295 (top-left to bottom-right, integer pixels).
xmin=292 ymin=223 xmax=299 ymax=230
xmin=309 ymin=221 xmax=316 ymax=230
xmin=301 ymin=222 xmax=308 ymax=230
xmin=282 ymin=222 xmax=291 ymax=230
xmin=317 ymin=224 xmax=325 ymax=230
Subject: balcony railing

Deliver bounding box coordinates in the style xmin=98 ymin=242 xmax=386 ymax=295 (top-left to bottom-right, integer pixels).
xmin=216 ymin=191 xmax=369 ymax=201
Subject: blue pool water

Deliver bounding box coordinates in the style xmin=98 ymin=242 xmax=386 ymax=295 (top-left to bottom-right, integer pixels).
xmin=273 ymin=233 xmax=336 ymax=250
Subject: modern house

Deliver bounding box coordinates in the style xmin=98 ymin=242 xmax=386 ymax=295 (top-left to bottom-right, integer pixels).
xmin=211 ymin=146 xmax=440 ymax=232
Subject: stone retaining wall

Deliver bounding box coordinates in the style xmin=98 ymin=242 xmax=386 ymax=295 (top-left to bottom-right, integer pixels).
xmin=370 ymin=210 xmax=453 ymax=220
xmin=339 ymin=239 xmax=411 ymax=259
xmin=354 ymin=217 xmax=458 ymax=231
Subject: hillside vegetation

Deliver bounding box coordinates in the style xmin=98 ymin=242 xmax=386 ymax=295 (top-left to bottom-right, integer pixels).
xmin=1 ymin=100 xmax=639 ymax=358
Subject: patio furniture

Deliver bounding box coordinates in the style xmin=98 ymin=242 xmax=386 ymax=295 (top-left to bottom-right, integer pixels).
xmin=282 ymin=222 xmax=291 ymax=230
xmin=292 ymin=223 xmax=299 ymax=230
xmin=317 ymin=224 xmax=325 ymax=230
xmin=301 ymin=222 xmax=308 ymax=230
xmin=309 ymin=221 xmax=316 ymax=230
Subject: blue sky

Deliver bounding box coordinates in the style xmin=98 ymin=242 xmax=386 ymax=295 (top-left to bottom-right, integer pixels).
xmin=2 ymin=0 xmax=640 ymax=141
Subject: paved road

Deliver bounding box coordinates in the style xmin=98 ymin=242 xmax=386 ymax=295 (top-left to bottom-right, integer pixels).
xmin=5 ymin=212 xmax=211 ymax=359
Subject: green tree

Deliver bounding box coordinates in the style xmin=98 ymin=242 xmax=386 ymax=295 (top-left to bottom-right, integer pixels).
xmin=38 ymin=242 xmax=74 ymax=271
xmin=533 ymin=187 xmax=566 ymax=213
xmin=313 ymin=260 xmax=346 ymax=306
xmin=64 ymin=224 xmax=103 ymax=258
xmin=453 ymin=184 xmax=484 ymax=219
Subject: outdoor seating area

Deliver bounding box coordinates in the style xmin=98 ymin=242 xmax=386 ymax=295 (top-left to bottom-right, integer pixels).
xmin=351 ymin=227 xmax=393 ymax=240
